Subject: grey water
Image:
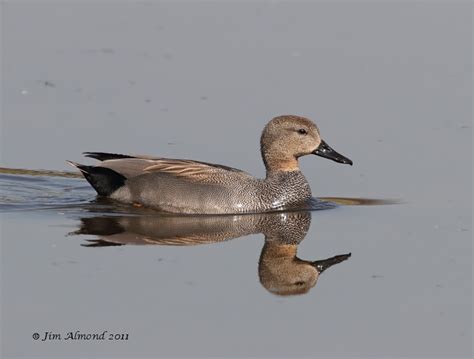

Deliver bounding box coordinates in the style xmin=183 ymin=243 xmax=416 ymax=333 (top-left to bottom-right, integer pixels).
xmin=1 ymin=2 xmax=472 ymax=358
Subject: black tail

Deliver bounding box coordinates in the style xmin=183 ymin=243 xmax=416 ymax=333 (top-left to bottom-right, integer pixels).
xmin=67 ymin=161 xmax=126 ymax=196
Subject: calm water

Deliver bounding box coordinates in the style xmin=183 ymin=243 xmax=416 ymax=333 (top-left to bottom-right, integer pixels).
xmin=1 ymin=2 xmax=471 ymax=358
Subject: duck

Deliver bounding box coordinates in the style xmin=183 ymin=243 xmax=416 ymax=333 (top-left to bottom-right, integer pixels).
xmin=68 ymin=115 xmax=352 ymax=214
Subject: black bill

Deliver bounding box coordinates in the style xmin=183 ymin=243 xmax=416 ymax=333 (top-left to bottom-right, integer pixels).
xmin=312 ymin=253 xmax=352 ymax=274
xmin=313 ymin=140 xmax=353 ymax=165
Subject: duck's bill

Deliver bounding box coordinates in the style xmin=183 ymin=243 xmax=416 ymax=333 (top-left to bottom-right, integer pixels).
xmin=313 ymin=140 xmax=353 ymax=165
xmin=312 ymin=253 xmax=352 ymax=274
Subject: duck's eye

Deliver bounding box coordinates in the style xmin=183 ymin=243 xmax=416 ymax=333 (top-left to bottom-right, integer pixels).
xmin=297 ymin=128 xmax=307 ymax=135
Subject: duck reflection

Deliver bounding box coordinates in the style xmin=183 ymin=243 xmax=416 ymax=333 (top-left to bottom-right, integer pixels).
xmin=72 ymin=211 xmax=350 ymax=296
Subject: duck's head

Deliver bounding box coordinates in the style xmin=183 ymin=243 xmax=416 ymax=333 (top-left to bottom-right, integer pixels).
xmin=260 ymin=115 xmax=353 ymax=172
xmin=258 ymin=242 xmax=351 ymax=296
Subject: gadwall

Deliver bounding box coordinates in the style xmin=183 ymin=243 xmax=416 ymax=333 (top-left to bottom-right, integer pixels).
xmin=68 ymin=115 xmax=352 ymax=214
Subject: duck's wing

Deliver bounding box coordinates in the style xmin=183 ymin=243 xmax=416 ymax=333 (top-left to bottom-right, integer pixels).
xmin=141 ymin=158 xmax=254 ymax=184
xmin=83 ymin=152 xmax=253 ymax=184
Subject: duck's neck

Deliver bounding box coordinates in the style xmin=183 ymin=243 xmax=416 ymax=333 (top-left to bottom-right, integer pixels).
xmin=262 ymin=149 xmax=300 ymax=173
xmin=261 ymin=243 xmax=297 ymax=260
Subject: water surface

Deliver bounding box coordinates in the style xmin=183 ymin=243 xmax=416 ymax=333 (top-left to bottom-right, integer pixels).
xmin=1 ymin=2 xmax=471 ymax=358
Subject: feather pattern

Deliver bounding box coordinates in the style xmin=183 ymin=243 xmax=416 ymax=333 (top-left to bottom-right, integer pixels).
xmin=142 ymin=158 xmax=251 ymax=183
xmin=88 ymin=153 xmax=253 ymax=184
